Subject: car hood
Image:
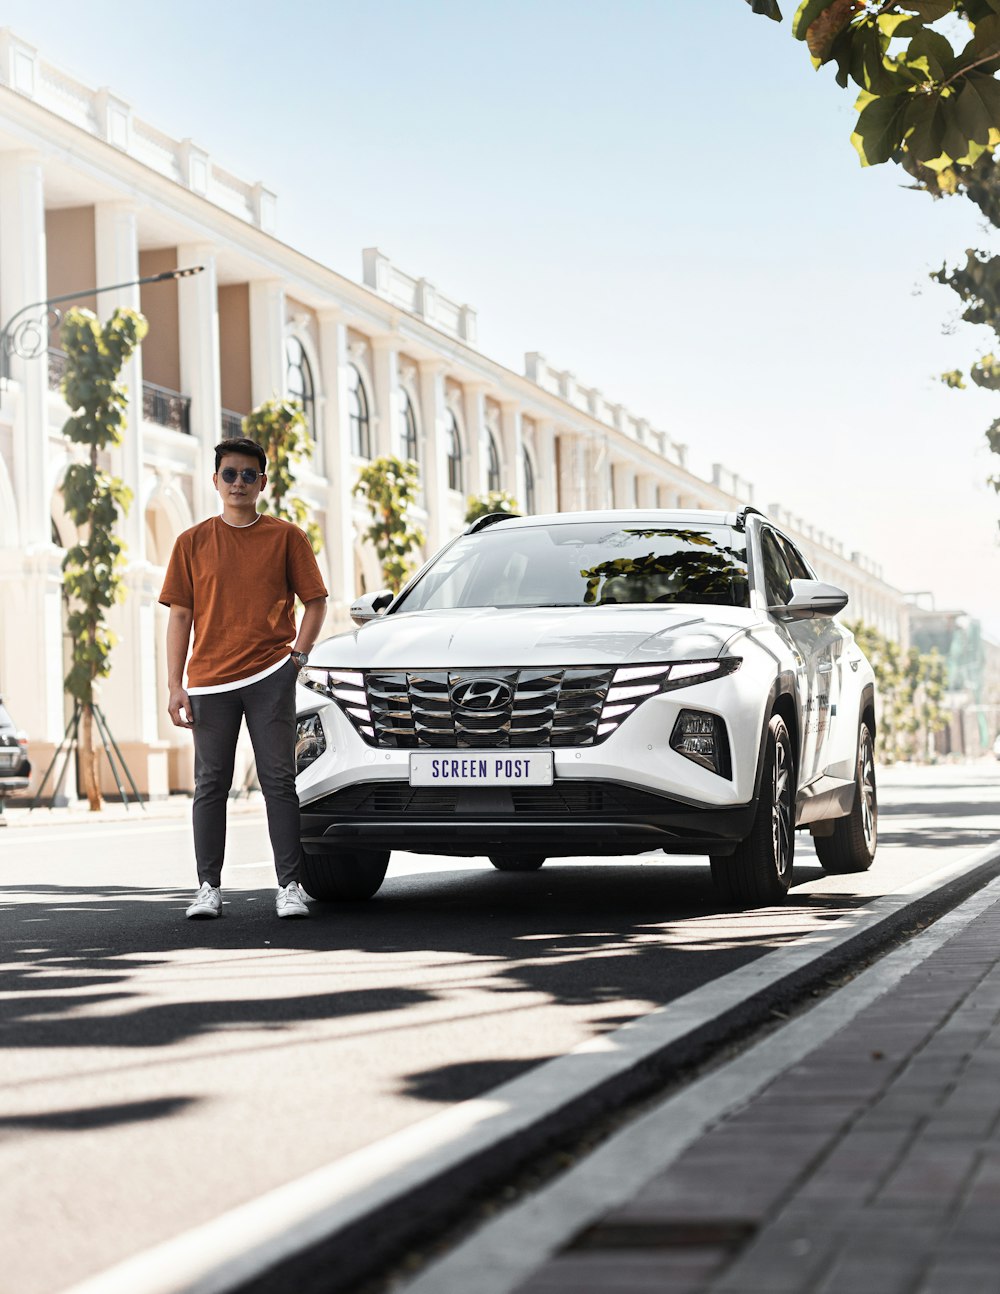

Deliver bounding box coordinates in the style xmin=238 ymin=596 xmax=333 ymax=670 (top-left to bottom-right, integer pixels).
xmin=309 ymin=605 xmax=757 ymax=669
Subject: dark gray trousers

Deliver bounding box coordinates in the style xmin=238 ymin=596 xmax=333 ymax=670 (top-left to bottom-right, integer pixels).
xmin=190 ymin=660 xmax=301 ymax=887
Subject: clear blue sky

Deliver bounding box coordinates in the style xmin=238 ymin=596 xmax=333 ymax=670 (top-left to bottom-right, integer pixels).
xmin=6 ymin=0 xmax=999 ymax=635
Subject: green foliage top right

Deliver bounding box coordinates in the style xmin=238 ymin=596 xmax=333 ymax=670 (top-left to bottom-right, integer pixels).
xmin=750 ymin=1 xmax=1000 ymax=175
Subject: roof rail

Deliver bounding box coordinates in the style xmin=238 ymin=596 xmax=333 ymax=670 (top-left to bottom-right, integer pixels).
xmin=733 ymin=505 xmax=765 ymax=531
xmin=463 ymin=511 xmax=520 ymax=535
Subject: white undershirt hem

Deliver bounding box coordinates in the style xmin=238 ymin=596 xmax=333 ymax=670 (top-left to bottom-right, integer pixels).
xmin=187 ymin=655 xmax=291 ymax=696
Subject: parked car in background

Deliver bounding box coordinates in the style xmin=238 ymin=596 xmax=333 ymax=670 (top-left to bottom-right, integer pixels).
xmin=0 ymin=697 xmax=31 ymax=798
xmin=295 ymin=508 xmax=878 ymax=910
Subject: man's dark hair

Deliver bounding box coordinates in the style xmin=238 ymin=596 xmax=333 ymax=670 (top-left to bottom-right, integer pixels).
xmin=214 ymin=438 xmax=267 ymax=473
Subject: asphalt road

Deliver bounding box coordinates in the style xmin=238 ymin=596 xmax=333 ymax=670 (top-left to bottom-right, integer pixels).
xmin=2 ymin=761 xmax=999 ymax=1294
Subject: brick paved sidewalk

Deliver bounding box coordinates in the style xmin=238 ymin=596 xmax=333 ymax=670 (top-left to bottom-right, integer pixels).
xmin=515 ymin=892 xmax=1000 ymax=1294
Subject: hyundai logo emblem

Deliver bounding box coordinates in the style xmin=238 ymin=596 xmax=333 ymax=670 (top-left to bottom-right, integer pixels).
xmin=451 ymin=678 xmax=513 ymax=711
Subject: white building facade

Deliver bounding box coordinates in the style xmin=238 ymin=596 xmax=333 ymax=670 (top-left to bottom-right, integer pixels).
xmin=0 ymin=32 xmax=910 ymax=799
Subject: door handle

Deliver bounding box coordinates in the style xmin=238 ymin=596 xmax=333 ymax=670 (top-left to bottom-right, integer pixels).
xmin=818 ymin=662 xmax=833 ymax=674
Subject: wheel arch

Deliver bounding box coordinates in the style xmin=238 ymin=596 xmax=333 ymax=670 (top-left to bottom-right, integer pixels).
xmin=751 ymin=672 xmax=800 ymax=805
xmin=860 ymin=682 xmax=876 ymax=739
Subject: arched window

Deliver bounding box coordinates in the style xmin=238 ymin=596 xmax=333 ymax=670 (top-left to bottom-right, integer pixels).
xmin=399 ymin=387 xmax=418 ymax=462
xmin=486 ymin=432 xmax=501 ymax=492
xmin=286 ymin=337 xmax=316 ymax=438
xmin=347 ymin=364 xmax=371 ymax=458
xmin=523 ymin=448 xmax=535 ymax=514
xmin=446 ymin=411 xmax=463 ymax=492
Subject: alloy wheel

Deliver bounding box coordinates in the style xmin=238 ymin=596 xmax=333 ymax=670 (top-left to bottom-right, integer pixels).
xmin=859 ymin=727 xmax=877 ymax=853
xmin=771 ymin=727 xmax=793 ymax=880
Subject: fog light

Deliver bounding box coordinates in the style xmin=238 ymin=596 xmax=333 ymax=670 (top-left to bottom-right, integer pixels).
xmin=295 ymin=713 xmax=326 ymax=774
xmin=670 ymin=710 xmax=731 ymax=778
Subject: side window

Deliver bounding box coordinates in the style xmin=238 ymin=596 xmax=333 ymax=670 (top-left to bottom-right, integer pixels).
xmin=779 ymin=536 xmax=811 ymax=581
xmin=760 ymin=529 xmax=794 ymax=606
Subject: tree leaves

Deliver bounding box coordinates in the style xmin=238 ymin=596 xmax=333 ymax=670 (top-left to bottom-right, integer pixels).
xmin=746 ymin=1 xmax=1000 ymax=509
xmin=465 ymin=491 xmax=519 ymax=524
xmin=744 ymin=0 xmax=783 ymax=17
xmin=845 ymin=621 xmax=948 ymax=762
xmin=58 ymin=307 xmax=145 ymax=749
xmin=243 ymin=398 xmax=323 ymax=554
xmin=805 ymin=0 xmax=863 ymax=62
xmin=353 ymin=456 xmax=425 ymax=592
xmin=749 ymin=3 xmax=1000 ymax=168
xmin=852 ymin=91 xmax=909 ymax=165
xmin=971 ymin=352 xmax=1000 ymax=388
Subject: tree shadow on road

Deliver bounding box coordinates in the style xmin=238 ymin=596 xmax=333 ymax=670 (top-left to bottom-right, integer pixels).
xmin=0 ymin=841 xmax=954 ymax=1109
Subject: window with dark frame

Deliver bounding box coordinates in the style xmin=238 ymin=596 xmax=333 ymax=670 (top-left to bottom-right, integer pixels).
xmin=286 ymin=337 xmax=316 ymax=439
xmin=399 ymin=387 xmax=418 ymax=463
xmin=446 ymin=410 xmax=463 ymax=492
xmin=523 ymin=448 xmax=535 ymax=513
xmin=348 ymin=363 xmax=371 ymax=458
xmin=487 ymin=432 xmax=501 ymax=492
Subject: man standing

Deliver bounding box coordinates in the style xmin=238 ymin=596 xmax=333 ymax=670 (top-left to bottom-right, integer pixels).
xmin=160 ymin=437 xmax=328 ymax=920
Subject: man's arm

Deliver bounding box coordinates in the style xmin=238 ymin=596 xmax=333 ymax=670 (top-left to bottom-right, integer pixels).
xmin=166 ymin=604 xmax=195 ymax=729
xmin=293 ymin=596 xmax=328 ymax=663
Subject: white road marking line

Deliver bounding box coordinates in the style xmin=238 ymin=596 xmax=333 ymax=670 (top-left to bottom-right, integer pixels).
xmin=55 ymin=838 xmax=1000 ymax=1294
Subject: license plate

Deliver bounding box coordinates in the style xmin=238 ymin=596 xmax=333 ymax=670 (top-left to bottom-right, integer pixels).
xmin=0 ymin=751 xmax=15 ymax=769
xmin=409 ymin=751 xmax=554 ymax=787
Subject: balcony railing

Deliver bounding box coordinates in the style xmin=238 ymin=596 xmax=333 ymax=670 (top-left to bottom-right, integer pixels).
xmin=143 ymin=382 xmax=191 ymax=434
xmin=47 ymin=348 xmax=67 ymax=391
xmin=221 ymin=408 xmax=245 ymax=438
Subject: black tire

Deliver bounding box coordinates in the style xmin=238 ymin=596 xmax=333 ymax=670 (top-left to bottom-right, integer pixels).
xmin=814 ymin=723 xmax=877 ymax=874
xmin=711 ymin=713 xmax=795 ymax=910
xmin=488 ymin=854 xmax=546 ymax=872
xmin=300 ymin=850 xmax=390 ymax=901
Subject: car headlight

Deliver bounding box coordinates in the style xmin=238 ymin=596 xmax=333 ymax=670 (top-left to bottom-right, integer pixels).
xmin=300 ymin=667 xmax=375 ymax=740
xmin=597 ymin=658 xmax=740 ymax=738
xmin=294 ymin=712 xmax=327 ymax=773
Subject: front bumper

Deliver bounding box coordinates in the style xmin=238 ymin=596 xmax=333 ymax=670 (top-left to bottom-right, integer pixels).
xmin=300 ymin=778 xmax=756 ymax=857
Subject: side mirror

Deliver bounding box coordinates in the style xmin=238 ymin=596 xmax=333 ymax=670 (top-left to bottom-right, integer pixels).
xmin=771 ymin=578 xmax=849 ymax=621
xmin=349 ymin=589 xmax=394 ymax=626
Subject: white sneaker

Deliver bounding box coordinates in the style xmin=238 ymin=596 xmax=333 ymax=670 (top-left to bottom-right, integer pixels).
xmin=186 ymin=882 xmax=222 ymax=919
xmin=276 ymin=882 xmax=309 ymax=919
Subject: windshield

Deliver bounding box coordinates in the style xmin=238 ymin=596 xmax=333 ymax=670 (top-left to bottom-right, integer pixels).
xmin=396 ymin=523 xmax=750 ymax=612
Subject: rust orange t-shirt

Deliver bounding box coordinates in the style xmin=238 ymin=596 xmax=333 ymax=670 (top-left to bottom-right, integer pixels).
xmin=158 ymin=514 xmax=328 ymax=689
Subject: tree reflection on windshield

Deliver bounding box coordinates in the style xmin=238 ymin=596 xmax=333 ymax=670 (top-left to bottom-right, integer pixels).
xmin=580 ymin=529 xmax=749 ymax=607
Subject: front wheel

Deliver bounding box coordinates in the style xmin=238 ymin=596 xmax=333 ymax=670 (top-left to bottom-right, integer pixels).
xmin=814 ymin=724 xmax=877 ymax=874
xmin=301 ymin=850 xmax=390 ymax=901
xmin=489 ymin=854 xmax=546 ymax=872
xmin=711 ymin=713 xmax=794 ymax=910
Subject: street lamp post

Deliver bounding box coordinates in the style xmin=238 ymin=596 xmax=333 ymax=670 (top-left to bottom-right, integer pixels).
xmin=0 ymin=265 xmax=204 ymax=384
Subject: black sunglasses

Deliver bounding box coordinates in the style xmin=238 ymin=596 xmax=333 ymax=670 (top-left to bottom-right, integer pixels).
xmin=220 ymin=467 xmax=262 ymax=485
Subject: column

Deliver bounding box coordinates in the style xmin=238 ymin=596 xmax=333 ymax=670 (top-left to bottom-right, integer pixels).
xmin=533 ymin=421 xmax=558 ymax=514
xmin=638 ymin=474 xmax=658 ymax=509
xmin=95 ymin=202 xmax=144 ymax=556
xmin=318 ymin=308 xmax=356 ymax=626
xmin=178 ymin=242 xmax=221 ymax=520
xmin=589 ymin=438 xmax=613 ymax=509
xmin=500 ymin=400 xmax=525 ymax=509
xmin=462 ymin=382 xmax=487 ymax=499
xmin=0 ymin=151 xmax=49 ymax=548
xmin=555 ymin=431 xmax=582 ymax=513
xmin=0 ymin=152 xmax=65 ymax=761
xmin=418 ymin=361 xmax=449 ymax=553
xmin=249 ymin=278 xmax=286 ymax=407
xmin=94 ymin=202 xmax=164 ymax=785
xmin=370 ymin=335 xmax=400 ymax=459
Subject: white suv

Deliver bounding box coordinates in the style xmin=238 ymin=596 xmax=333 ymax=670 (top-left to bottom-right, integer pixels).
xmin=295 ymin=509 xmax=877 ymax=909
